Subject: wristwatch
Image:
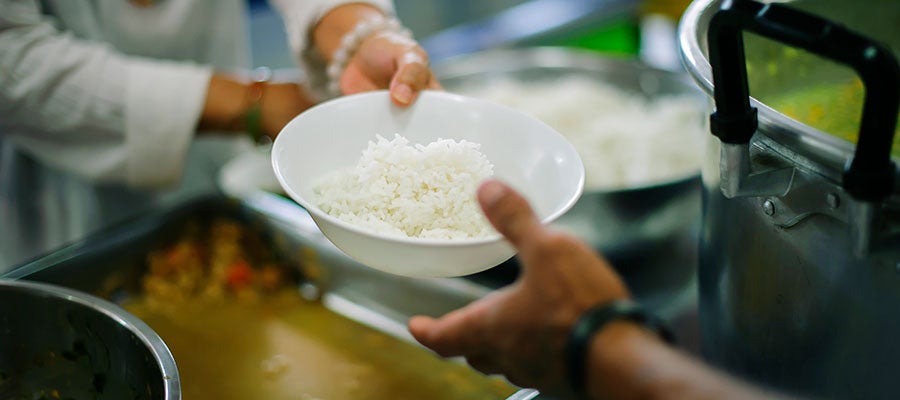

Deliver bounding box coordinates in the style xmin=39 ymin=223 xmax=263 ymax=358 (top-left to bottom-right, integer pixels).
xmin=565 ymin=299 xmax=676 ymax=394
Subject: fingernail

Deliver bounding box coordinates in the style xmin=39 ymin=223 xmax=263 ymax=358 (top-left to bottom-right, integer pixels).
xmin=392 ymin=84 xmax=413 ymax=104
xmin=478 ymin=180 xmax=506 ymax=207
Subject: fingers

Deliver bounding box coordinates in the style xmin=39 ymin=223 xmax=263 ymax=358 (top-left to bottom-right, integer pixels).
xmin=478 ymin=180 xmax=544 ymax=248
xmin=389 ymin=50 xmax=433 ymax=106
xmin=409 ymin=319 xmax=501 ymax=375
xmin=408 ymin=310 xmax=481 ymax=356
xmin=409 ymin=314 xmax=470 ymax=357
xmin=408 ymin=315 xmax=435 ymax=339
xmin=428 ymin=77 xmax=443 ymax=90
xmin=408 ymin=298 xmax=494 ymax=357
xmin=465 ymin=354 xmax=503 ymax=375
xmin=345 ymin=30 xmax=437 ymax=105
xmin=339 ymin=64 xmax=379 ymax=95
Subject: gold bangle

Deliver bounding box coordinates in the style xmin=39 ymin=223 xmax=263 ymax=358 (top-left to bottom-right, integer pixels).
xmin=245 ymin=66 xmax=272 ymax=143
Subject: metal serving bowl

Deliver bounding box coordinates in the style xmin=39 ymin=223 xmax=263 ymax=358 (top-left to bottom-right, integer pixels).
xmin=435 ymin=47 xmax=707 ymax=257
xmin=0 ymin=280 xmax=180 ymax=400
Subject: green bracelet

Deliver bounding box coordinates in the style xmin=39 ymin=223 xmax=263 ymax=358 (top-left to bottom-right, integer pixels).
xmin=564 ymin=299 xmax=675 ymax=394
xmin=244 ymin=101 xmax=264 ymax=143
xmin=245 ymin=66 xmax=271 ymax=143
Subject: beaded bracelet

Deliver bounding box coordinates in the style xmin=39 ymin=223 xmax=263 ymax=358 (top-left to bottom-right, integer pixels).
xmin=325 ymin=15 xmax=412 ymax=96
xmin=565 ymin=299 xmax=676 ymax=394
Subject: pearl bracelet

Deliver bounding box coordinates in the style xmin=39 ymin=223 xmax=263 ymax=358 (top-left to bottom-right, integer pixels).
xmin=326 ymin=16 xmax=412 ymax=96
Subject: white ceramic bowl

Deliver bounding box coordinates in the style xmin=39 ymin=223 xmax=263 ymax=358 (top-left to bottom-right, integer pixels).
xmin=271 ymin=90 xmax=584 ymax=278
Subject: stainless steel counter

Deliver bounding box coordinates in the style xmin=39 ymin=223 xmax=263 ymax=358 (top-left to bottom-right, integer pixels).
xmin=3 ymin=191 xmax=700 ymax=398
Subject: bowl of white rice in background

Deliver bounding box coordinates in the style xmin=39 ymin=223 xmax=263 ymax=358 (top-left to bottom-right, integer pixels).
xmin=435 ymin=47 xmax=707 ymax=257
xmin=271 ymin=90 xmax=585 ymax=278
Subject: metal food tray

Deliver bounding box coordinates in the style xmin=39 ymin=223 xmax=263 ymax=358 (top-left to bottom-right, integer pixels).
xmin=2 ymin=193 xmax=540 ymax=400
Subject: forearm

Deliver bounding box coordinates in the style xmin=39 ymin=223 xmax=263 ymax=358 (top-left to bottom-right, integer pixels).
xmin=269 ymin=0 xmax=394 ymax=59
xmin=198 ymin=72 xmax=317 ymax=140
xmin=269 ymin=0 xmax=396 ymax=99
xmin=586 ymin=322 xmax=783 ymax=400
xmin=197 ymin=73 xmax=248 ymax=133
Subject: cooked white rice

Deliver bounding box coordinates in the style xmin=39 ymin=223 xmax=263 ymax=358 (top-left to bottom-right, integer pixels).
xmin=457 ymin=76 xmax=705 ymax=190
xmin=314 ymin=134 xmax=495 ymax=240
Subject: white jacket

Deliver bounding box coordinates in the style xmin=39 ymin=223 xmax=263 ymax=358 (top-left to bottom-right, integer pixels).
xmin=0 ymin=0 xmax=392 ymax=270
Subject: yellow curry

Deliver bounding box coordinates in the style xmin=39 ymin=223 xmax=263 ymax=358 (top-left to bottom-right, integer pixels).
xmin=122 ymin=220 xmax=515 ymax=400
xmin=767 ymin=79 xmax=900 ymax=157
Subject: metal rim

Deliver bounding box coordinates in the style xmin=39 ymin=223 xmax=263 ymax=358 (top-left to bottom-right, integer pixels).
xmin=677 ymin=0 xmax=898 ymax=183
xmin=0 ymin=279 xmax=181 ymax=400
xmin=435 ymin=46 xmax=697 ymax=91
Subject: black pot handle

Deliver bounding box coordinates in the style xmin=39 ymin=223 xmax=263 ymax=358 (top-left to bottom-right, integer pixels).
xmin=707 ymin=0 xmax=899 ymax=201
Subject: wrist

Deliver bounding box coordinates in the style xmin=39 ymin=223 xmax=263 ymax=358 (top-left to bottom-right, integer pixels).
xmin=313 ymin=4 xmax=385 ymax=63
xmin=566 ymin=300 xmax=675 ymax=397
xmin=199 ymin=74 xmax=247 ymax=133
xmin=583 ymin=321 xmax=655 ymax=399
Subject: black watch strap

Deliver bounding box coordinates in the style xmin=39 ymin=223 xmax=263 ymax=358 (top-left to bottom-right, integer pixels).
xmin=565 ymin=299 xmax=676 ymax=394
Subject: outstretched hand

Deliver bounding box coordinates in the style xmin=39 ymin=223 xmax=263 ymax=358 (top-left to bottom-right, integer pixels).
xmin=408 ymin=180 xmax=630 ymax=396
xmin=341 ymin=30 xmax=441 ymax=106
xmin=311 ymin=4 xmax=441 ymax=107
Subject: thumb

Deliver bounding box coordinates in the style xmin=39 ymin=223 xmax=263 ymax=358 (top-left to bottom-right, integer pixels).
xmin=478 ymin=179 xmax=544 ymax=248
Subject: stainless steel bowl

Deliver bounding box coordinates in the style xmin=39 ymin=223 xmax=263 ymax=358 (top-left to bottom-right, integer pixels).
xmin=435 ymin=47 xmax=706 ymax=257
xmin=0 ymin=280 xmax=180 ymax=400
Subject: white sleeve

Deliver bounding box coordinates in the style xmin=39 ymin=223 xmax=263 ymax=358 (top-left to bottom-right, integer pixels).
xmin=0 ymin=0 xmax=211 ymax=189
xmin=268 ymin=0 xmax=395 ymax=100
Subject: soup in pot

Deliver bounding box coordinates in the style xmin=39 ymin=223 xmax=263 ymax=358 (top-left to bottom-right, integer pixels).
xmin=767 ymin=79 xmax=900 ymax=157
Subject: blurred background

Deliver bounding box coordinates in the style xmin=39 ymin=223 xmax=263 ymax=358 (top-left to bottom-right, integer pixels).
xmin=247 ymin=0 xmax=691 ymax=71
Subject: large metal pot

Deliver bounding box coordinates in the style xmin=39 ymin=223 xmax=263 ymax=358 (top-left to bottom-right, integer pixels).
xmin=435 ymin=47 xmax=707 ymax=258
xmin=680 ymin=0 xmax=900 ymax=398
xmin=0 ymin=280 xmax=180 ymax=399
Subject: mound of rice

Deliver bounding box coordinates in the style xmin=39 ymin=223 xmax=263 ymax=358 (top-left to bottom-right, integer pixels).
xmin=314 ymin=134 xmax=495 ymax=240
xmin=457 ymin=76 xmax=705 ymax=190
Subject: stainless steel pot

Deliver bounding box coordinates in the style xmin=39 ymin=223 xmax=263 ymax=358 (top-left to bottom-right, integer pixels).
xmin=0 ymin=280 xmax=180 ymax=400
xmin=435 ymin=47 xmax=707 ymax=258
xmin=680 ymin=0 xmax=900 ymax=398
